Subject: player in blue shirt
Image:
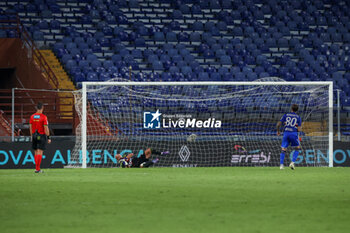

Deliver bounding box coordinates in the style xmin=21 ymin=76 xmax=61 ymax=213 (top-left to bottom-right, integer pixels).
xmin=276 ymin=104 xmax=302 ymax=170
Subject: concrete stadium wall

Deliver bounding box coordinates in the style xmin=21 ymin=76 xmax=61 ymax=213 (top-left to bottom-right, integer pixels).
xmin=0 ymin=38 xmax=52 ymax=89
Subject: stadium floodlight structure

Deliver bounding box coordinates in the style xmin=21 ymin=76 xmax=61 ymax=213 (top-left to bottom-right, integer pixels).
xmin=71 ymin=79 xmax=333 ymax=168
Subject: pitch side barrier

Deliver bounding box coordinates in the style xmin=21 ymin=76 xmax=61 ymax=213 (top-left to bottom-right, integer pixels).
xmin=0 ymin=140 xmax=349 ymax=169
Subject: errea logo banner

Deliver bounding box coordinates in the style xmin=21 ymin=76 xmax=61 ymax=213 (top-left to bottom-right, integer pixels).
xmin=231 ymin=145 xmax=271 ymax=164
xmin=143 ymin=110 xmax=162 ymax=129
xmin=143 ymin=110 xmax=222 ymax=129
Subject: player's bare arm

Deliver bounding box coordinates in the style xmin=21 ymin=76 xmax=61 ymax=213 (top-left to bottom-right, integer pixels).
xmin=44 ymin=125 xmax=51 ymax=144
xmin=276 ymin=121 xmax=282 ymax=136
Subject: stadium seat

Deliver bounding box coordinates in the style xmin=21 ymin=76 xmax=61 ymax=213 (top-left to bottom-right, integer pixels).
xmin=220 ymin=55 xmax=231 ymax=65
xmin=50 ymin=20 xmax=60 ymax=29
xmin=172 ymin=10 xmax=183 ymax=19
xmin=2 ymin=0 xmax=347 ymax=109
xmin=189 ymin=32 xmax=201 ymax=43
xmin=154 ymin=32 xmax=165 ymax=41
xmin=91 ymin=60 xmax=102 ymax=69
xmin=99 ymin=72 xmax=111 ymax=81
xmin=131 ymin=49 xmax=142 ymax=59
xmin=166 ymin=32 xmax=177 ymax=42
xmin=178 ymin=32 xmax=189 ymax=42
xmin=87 ymin=72 xmax=99 ymax=81
xmin=103 ymin=60 xmax=114 ymax=69
xmin=179 ymin=4 xmax=190 ymax=14
xmin=181 ymin=66 xmax=192 ymax=75
xmin=79 ymin=60 xmax=89 ymax=69
xmin=129 ymin=0 xmax=139 ymax=8
xmin=66 ymin=60 xmax=77 ymax=71
xmin=169 ymin=66 xmax=179 ymax=74
xmin=135 ymin=37 xmax=145 ymax=46
xmin=191 ymin=4 xmax=202 ymax=14
xmin=235 ymin=72 xmax=245 ymax=81
xmin=152 ymin=61 xmax=164 ymax=71
xmin=233 ymin=27 xmax=243 ymax=36
xmin=198 ymin=72 xmax=209 ymax=81
xmin=33 ymin=31 xmax=44 ymax=41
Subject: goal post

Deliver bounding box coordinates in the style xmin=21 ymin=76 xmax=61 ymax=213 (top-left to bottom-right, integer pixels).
xmin=75 ymin=79 xmax=333 ymax=168
xmin=329 ymin=81 xmax=333 ymax=167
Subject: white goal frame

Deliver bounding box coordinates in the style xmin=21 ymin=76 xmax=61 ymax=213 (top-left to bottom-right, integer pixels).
xmin=81 ymin=81 xmax=333 ymax=168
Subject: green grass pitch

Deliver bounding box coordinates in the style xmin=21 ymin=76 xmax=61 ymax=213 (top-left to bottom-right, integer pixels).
xmin=0 ymin=167 xmax=349 ymax=233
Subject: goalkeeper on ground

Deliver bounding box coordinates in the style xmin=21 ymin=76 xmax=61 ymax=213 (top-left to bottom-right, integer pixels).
xmin=115 ymin=148 xmax=169 ymax=168
xmin=276 ymin=104 xmax=302 ymax=170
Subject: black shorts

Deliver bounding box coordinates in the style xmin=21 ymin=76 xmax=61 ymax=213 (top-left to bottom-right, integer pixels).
xmin=32 ymin=133 xmax=47 ymax=150
xmin=130 ymin=153 xmax=148 ymax=168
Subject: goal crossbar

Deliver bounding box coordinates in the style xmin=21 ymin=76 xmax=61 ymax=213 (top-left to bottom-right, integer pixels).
xmin=82 ymin=81 xmax=333 ymax=86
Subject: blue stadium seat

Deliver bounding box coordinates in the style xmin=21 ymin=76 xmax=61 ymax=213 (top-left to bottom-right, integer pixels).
xmin=172 ymin=10 xmax=183 ymax=19
xmin=169 ymin=21 xmax=180 ymax=30
xmin=198 ymin=72 xmax=210 ymax=81
xmin=178 ymin=32 xmax=189 ymax=42
xmin=172 ymin=55 xmax=182 ymax=63
xmin=78 ymin=43 xmax=89 ymax=50
xmin=217 ymin=21 xmax=227 ymax=31
xmin=189 ymin=32 xmax=201 ymax=42
xmin=2 ymin=0 xmax=344 ymax=106
xmin=278 ymin=38 xmax=288 ymax=47
xmin=169 ymin=66 xmax=179 ymax=74
xmin=179 ymin=4 xmax=190 ymax=14
xmin=73 ymin=72 xmax=85 ymax=83
xmin=50 ymin=20 xmax=60 ymax=29
xmin=79 ymin=60 xmax=89 ymax=69
xmin=129 ymin=0 xmax=139 ymax=8
xmin=152 ymin=61 xmax=164 ymax=71
xmin=246 ymin=72 xmax=257 ymax=81
xmin=166 ymin=32 xmax=177 ymax=42
xmin=148 ymin=54 xmax=159 ymax=63
xmin=344 ymin=33 xmax=350 ymax=43
xmin=103 ymin=60 xmax=114 ymax=69
xmin=61 ymin=54 xmax=72 ymax=64
xmin=231 ymin=11 xmax=241 ymax=20
xmin=33 ymin=31 xmax=44 ymax=40
xmin=154 ymin=32 xmax=165 ymax=41
xmin=86 ymin=54 xmax=98 ymax=62
xmin=99 ymin=72 xmax=111 ymax=81
xmin=66 ymin=60 xmax=77 ymax=71
xmin=233 ymin=27 xmax=243 ymax=36
xmin=191 ymin=4 xmax=202 ymax=14
xmin=235 ymin=72 xmax=245 ymax=80
xmin=108 ymin=66 xmax=119 ymax=74
xmin=189 ymin=61 xmax=200 ymax=69
xmin=259 ymin=72 xmax=269 ymax=78
xmin=135 ymin=37 xmax=145 ymax=46
xmin=181 ymin=66 xmax=192 ymax=75
xmin=215 ymin=49 xmax=226 ymax=58
xmin=131 ymin=49 xmax=142 ymax=59
xmin=220 ymin=55 xmax=231 ymax=65
xmin=91 ymin=60 xmax=102 ymax=69
xmin=87 ymin=72 xmax=99 ymax=81
xmin=266 ymin=38 xmax=276 ymax=48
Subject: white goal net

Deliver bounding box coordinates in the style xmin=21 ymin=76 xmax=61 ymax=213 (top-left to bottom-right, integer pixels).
xmin=70 ymin=78 xmax=333 ymax=168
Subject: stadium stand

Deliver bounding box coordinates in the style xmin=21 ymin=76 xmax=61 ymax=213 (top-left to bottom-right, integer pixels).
xmin=0 ymin=0 xmax=350 ymax=135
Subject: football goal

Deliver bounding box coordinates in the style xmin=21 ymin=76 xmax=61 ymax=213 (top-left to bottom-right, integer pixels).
xmin=70 ymin=78 xmax=333 ymax=168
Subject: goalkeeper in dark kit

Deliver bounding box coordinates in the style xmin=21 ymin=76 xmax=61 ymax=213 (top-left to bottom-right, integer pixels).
xmin=115 ymin=148 xmax=169 ymax=168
